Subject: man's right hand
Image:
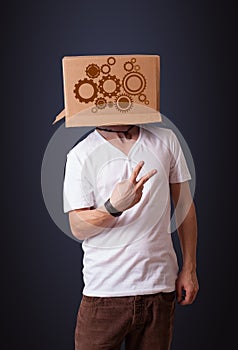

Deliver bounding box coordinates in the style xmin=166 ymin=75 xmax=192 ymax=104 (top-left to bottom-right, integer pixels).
xmin=69 ymin=161 xmax=157 ymax=240
xmin=110 ymin=161 xmax=157 ymax=212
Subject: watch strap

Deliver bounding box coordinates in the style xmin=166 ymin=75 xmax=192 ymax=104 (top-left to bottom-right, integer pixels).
xmin=104 ymin=198 xmax=123 ymax=217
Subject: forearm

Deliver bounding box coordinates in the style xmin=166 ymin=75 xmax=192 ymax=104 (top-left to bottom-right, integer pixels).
xmin=176 ymin=202 xmax=198 ymax=272
xmin=69 ymin=206 xmax=117 ymax=240
xmin=170 ymin=182 xmax=199 ymax=304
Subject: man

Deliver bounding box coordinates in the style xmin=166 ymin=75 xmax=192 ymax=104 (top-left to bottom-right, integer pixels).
xmin=63 ymin=124 xmax=199 ymax=350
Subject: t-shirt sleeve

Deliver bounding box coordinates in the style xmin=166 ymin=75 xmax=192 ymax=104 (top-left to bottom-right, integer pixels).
xmin=63 ymin=150 xmax=95 ymax=213
xmin=169 ymin=131 xmax=192 ymax=183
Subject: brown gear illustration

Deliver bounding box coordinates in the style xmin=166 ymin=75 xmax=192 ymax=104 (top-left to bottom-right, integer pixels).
xmin=122 ymin=71 xmax=146 ymax=96
xmin=139 ymin=93 xmax=146 ymax=102
xmin=108 ymin=101 xmax=114 ymax=108
xmin=115 ymin=93 xmax=133 ymax=112
xmin=85 ymin=63 xmax=100 ymax=78
xmin=95 ymin=97 xmax=107 ymax=109
xmin=98 ymin=74 xmax=121 ymax=98
xmin=74 ymin=78 xmax=98 ymax=103
xmin=124 ymin=61 xmax=134 ymax=72
xmin=91 ymin=106 xmax=98 ymax=113
xmin=101 ymin=64 xmax=111 ymax=74
xmin=107 ymin=56 xmax=116 ymax=65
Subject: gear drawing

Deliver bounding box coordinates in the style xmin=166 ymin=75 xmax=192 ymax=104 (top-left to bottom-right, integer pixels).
xmin=108 ymin=101 xmax=114 ymax=108
xmin=91 ymin=106 xmax=98 ymax=113
xmin=98 ymin=74 xmax=121 ymax=98
xmin=124 ymin=61 xmax=134 ymax=72
xmin=73 ymin=78 xmax=98 ymax=103
xmin=115 ymin=94 xmax=133 ymax=112
xmin=95 ymin=97 xmax=107 ymax=109
xmin=101 ymin=64 xmax=111 ymax=74
xmin=139 ymin=93 xmax=146 ymax=102
xmin=122 ymin=71 xmax=146 ymax=96
xmin=107 ymin=56 xmax=116 ymax=65
xmin=85 ymin=63 xmax=100 ymax=78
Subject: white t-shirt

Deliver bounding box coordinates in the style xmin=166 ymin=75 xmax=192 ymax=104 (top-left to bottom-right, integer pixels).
xmin=63 ymin=126 xmax=191 ymax=297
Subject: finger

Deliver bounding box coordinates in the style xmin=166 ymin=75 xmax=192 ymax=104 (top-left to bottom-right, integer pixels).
xmin=136 ymin=169 xmax=157 ymax=188
xmin=129 ymin=161 xmax=145 ymax=183
xmin=179 ymin=289 xmax=195 ymax=305
xmin=176 ymin=285 xmax=184 ymax=304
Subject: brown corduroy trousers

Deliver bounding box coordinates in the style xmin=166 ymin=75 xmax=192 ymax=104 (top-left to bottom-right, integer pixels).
xmin=75 ymin=291 xmax=176 ymax=350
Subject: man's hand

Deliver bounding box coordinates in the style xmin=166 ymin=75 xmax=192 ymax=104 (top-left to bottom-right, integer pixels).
xmin=110 ymin=161 xmax=157 ymax=212
xmin=176 ymin=269 xmax=199 ymax=305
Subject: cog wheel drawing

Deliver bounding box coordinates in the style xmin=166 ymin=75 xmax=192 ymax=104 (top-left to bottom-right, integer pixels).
xmin=139 ymin=93 xmax=146 ymax=102
xmin=91 ymin=106 xmax=98 ymax=113
xmin=101 ymin=64 xmax=111 ymax=74
xmin=98 ymin=74 xmax=121 ymax=98
xmin=124 ymin=61 xmax=134 ymax=72
xmin=74 ymin=78 xmax=98 ymax=103
xmin=95 ymin=97 xmax=107 ymax=109
xmin=108 ymin=101 xmax=114 ymax=108
xmin=107 ymin=56 xmax=116 ymax=65
xmin=122 ymin=71 xmax=146 ymax=96
xmin=86 ymin=63 xmax=100 ymax=78
xmin=115 ymin=94 xmax=133 ymax=112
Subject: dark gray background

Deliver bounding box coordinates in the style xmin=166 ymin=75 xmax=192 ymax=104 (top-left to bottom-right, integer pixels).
xmin=2 ymin=0 xmax=235 ymax=349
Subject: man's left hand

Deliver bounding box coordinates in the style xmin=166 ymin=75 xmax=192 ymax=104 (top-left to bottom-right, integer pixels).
xmin=175 ymin=269 xmax=199 ymax=305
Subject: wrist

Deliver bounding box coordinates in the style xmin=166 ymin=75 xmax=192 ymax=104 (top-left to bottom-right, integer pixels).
xmin=181 ymin=264 xmax=197 ymax=274
xmin=104 ymin=198 xmax=123 ymax=217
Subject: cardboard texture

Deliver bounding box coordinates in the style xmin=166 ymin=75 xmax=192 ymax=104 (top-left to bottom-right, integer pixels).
xmin=53 ymin=54 xmax=161 ymax=127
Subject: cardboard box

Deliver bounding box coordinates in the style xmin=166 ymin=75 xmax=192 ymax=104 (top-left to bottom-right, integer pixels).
xmin=53 ymin=54 xmax=161 ymax=127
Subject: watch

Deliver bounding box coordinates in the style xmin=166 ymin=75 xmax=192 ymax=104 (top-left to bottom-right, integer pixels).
xmin=104 ymin=198 xmax=123 ymax=217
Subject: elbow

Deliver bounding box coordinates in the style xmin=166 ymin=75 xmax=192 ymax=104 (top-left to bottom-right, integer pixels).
xmin=70 ymin=223 xmax=86 ymax=241
xmin=68 ymin=209 xmax=103 ymax=240
xmin=68 ymin=212 xmax=87 ymax=241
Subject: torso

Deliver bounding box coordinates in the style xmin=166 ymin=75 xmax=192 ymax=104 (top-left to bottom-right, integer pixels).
xmin=67 ymin=126 xmax=190 ymax=296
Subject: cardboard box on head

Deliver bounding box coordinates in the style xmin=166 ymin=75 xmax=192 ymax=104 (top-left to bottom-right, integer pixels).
xmin=53 ymin=54 xmax=162 ymax=127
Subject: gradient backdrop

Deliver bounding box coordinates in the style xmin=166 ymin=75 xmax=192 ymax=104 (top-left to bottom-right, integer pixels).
xmin=2 ymin=0 xmax=235 ymax=349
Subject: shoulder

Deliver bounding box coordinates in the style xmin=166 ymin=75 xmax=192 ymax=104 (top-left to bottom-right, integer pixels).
xmin=140 ymin=125 xmax=178 ymax=148
xmin=141 ymin=124 xmax=174 ymax=138
xmin=67 ymin=130 xmax=102 ymax=160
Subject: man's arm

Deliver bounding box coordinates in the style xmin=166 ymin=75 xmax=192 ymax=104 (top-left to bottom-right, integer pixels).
xmin=69 ymin=161 xmax=157 ymax=240
xmin=69 ymin=206 xmax=117 ymax=240
xmin=170 ymin=181 xmax=199 ymax=305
